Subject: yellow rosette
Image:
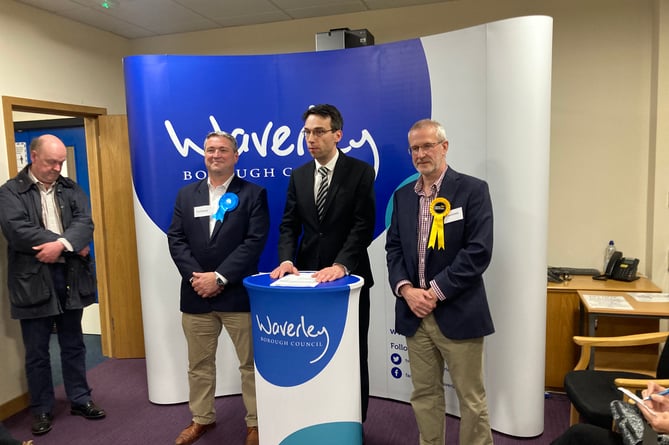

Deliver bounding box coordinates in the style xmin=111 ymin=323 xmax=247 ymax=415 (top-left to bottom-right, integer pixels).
xmin=428 ymin=197 xmax=451 ymax=250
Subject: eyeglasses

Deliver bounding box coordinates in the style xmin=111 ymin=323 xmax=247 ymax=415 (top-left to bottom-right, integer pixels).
xmin=408 ymin=141 xmax=444 ymax=155
xmin=302 ymin=128 xmax=337 ymax=138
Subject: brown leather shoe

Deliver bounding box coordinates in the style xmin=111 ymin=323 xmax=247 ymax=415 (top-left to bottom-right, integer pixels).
xmin=174 ymin=421 xmax=216 ymax=445
xmin=245 ymin=426 xmax=259 ymax=445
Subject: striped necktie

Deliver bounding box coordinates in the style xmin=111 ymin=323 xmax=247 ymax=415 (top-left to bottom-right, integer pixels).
xmin=316 ymin=166 xmax=329 ymax=220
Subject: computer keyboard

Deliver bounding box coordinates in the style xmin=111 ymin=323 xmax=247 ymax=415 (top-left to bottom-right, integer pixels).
xmin=548 ymin=267 xmax=601 ymax=276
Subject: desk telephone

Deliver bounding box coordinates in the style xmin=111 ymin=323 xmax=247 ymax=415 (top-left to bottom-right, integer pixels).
xmin=593 ymin=251 xmax=639 ymax=282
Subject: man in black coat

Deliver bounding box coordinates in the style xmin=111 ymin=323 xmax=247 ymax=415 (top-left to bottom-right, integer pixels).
xmin=0 ymin=134 xmax=105 ymax=437
xmin=270 ymin=104 xmax=376 ymax=424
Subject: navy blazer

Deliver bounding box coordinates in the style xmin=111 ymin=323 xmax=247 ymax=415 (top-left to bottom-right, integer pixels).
xmin=167 ymin=176 xmax=269 ymax=314
xmin=277 ymin=151 xmax=375 ymax=288
xmin=385 ymin=167 xmax=495 ymax=339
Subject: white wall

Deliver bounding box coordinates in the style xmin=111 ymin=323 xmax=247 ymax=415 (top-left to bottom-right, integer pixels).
xmin=0 ymin=0 xmax=129 ymax=410
xmin=651 ymin=1 xmax=669 ymax=292
xmin=1 ymin=0 xmax=668 ymax=413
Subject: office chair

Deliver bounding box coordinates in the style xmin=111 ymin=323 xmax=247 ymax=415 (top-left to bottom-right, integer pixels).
xmin=564 ymin=331 xmax=669 ymax=428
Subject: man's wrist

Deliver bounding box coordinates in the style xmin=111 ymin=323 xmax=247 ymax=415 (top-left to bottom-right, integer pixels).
xmin=428 ymin=279 xmax=446 ymax=301
xmin=396 ymin=281 xmax=412 ymax=298
xmin=333 ymin=263 xmax=349 ymax=275
xmin=398 ymin=284 xmax=409 ymax=298
xmin=57 ymin=238 xmax=72 ymax=252
xmin=215 ymin=272 xmax=227 ymax=287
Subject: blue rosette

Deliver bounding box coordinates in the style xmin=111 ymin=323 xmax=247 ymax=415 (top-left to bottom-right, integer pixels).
xmin=212 ymin=192 xmax=239 ymax=222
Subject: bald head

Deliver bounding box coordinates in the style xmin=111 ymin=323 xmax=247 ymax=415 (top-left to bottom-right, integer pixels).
xmin=29 ymin=134 xmax=67 ymax=186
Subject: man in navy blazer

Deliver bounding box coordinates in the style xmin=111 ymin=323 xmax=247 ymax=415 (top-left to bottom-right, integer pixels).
xmin=168 ymin=131 xmax=269 ymax=445
xmin=270 ymin=104 xmax=375 ymax=424
xmin=385 ymin=119 xmax=494 ymax=445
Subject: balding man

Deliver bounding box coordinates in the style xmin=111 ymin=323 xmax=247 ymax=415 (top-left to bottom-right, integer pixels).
xmin=0 ymin=134 xmax=105 ymax=437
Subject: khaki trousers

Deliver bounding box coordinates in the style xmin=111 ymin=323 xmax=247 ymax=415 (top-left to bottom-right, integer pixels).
xmin=182 ymin=312 xmax=257 ymax=427
xmin=406 ymin=313 xmax=492 ymax=445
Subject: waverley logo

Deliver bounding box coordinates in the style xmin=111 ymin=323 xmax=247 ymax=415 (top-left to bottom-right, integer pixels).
xmin=164 ymin=115 xmax=381 ymax=174
xmin=255 ymin=314 xmax=330 ymax=364
xmin=247 ymin=277 xmax=350 ymax=387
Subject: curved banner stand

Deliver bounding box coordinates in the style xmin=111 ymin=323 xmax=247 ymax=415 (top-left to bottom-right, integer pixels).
xmin=125 ymin=15 xmax=552 ymax=437
xmin=244 ymin=274 xmax=363 ymax=445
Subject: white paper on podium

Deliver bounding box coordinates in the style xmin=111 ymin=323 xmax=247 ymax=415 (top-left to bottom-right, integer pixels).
xmin=270 ymin=273 xmax=319 ymax=287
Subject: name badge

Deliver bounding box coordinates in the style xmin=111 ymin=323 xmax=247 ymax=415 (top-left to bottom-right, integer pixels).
xmin=445 ymin=207 xmax=463 ymax=224
xmin=193 ymin=205 xmax=211 ymax=218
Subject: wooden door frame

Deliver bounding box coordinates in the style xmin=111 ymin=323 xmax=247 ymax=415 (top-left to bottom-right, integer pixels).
xmin=2 ymin=95 xmax=114 ymax=355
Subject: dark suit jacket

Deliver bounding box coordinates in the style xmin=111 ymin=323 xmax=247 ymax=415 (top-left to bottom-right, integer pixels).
xmin=386 ymin=167 xmax=495 ymax=339
xmin=277 ymin=150 xmax=375 ymax=288
xmin=167 ymin=176 xmax=269 ymax=314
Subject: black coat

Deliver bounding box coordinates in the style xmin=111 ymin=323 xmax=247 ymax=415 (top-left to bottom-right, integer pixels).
xmin=167 ymin=176 xmax=270 ymax=314
xmin=277 ymin=151 xmax=376 ymax=288
xmin=0 ymin=166 xmax=96 ymax=320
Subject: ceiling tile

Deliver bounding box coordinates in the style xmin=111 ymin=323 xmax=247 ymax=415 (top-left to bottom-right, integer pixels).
xmin=283 ymin=3 xmax=368 ymax=20
xmin=14 ymin=0 xmax=87 ymax=13
xmin=175 ymin=0 xmax=282 ymax=17
xmin=12 ymin=0 xmax=455 ymax=39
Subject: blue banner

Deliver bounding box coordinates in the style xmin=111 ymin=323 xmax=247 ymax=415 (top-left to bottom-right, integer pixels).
xmin=124 ymin=41 xmax=431 ymax=269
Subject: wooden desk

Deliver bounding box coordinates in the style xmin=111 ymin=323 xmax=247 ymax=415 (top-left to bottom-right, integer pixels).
xmin=579 ymin=290 xmax=669 ymax=335
xmin=578 ymin=290 xmax=669 ymax=368
xmin=545 ymin=276 xmax=661 ymax=390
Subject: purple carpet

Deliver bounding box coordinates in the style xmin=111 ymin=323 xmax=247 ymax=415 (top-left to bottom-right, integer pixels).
xmin=4 ymin=358 xmax=569 ymax=444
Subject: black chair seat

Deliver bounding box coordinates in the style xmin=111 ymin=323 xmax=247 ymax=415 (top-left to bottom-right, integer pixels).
xmin=564 ymin=370 xmax=650 ymax=429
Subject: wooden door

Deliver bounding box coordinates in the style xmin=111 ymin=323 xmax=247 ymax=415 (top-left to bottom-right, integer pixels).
xmin=92 ymin=115 xmax=145 ymax=358
xmin=3 ymin=98 xmax=145 ymax=358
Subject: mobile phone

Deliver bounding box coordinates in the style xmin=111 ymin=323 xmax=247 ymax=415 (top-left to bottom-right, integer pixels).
xmin=618 ymin=387 xmax=657 ymax=416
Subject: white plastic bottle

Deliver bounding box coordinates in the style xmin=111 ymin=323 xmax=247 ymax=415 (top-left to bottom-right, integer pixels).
xmin=603 ymin=240 xmax=616 ymax=272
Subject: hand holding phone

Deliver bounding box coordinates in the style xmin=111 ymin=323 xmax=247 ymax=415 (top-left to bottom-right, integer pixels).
xmin=643 ymin=388 xmax=669 ymax=401
xmin=618 ymin=387 xmax=657 ymax=416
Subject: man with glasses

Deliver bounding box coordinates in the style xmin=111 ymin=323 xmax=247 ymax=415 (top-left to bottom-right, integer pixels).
xmin=168 ymin=131 xmax=269 ymax=445
xmin=270 ymin=104 xmax=376 ymax=430
xmin=385 ymin=119 xmax=494 ymax=445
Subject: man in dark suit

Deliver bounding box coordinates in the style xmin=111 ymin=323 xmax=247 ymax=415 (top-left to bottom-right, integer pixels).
xmin=385 ymin=119 xmax=494 ymax=445
xmin=168 ymin=131 xmax=269 ymax=445
xmin=270 ymin=104 xmax=376 ymax=424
